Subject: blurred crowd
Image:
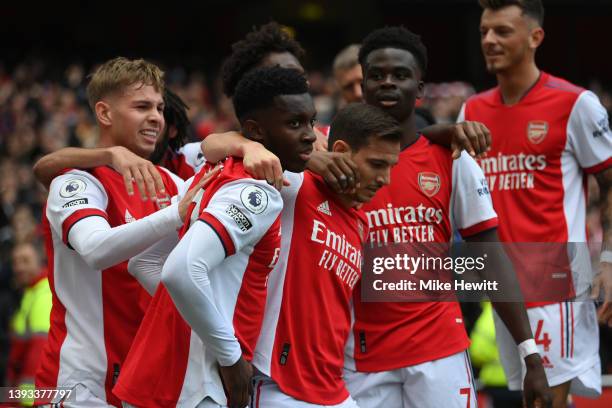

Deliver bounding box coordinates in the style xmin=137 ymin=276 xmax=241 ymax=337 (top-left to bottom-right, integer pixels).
xmin=0 ymin=58 xmax=611 ymax=386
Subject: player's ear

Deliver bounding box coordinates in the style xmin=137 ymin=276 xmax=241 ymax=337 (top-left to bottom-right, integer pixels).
xmin=243 ymin=119 xmax=265 ymax=144
xmin=332 ymin=139 xmax=352 ymax=154
xmin=417 ymin=80 xmax=425 ymax=99
xmin=95 ymin=101 xmax=112 ymax=127
xmin=529 ymin=27 xmax=545 ymax=49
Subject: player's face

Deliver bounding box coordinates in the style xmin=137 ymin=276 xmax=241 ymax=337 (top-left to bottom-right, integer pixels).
xmin=258 ymin=52 xmax=305 ymax=75
xmin=349 ymin=137 xmax=399 ymax=203
xmin=363 ymin=48 xmax=424 ymax=122
xmin=257 ymin=93 xmax=317 ymax=172
xmin=480 ymin=6 xmax=539 ymax=73
xmin=336 ymin=64 xmax=363 ymax=104
xmin=108 ymin=83 xmax=165 ymax=158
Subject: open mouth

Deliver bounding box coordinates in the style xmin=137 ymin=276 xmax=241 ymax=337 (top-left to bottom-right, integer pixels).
xmin=140 ymin=129 xmax=159 ymax=143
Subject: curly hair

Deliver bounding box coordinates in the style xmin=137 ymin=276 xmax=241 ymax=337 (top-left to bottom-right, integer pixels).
xmin=359 ymin=26 xmax=428 ymax=76
xmin=221 ymin=22 xmax=305 ymax=97
xmin=149 ymin=88 xmax=191 ymax=164
xmin=232 ymin=66 xmax=309 ymax=122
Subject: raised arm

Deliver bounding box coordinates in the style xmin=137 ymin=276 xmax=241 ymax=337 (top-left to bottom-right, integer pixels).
xmin=34 ymin=146 xmax=165 ymax=200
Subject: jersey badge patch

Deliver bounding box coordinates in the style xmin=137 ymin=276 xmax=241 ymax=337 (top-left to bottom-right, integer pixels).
xmin=527 ymin=120 xmax=549 ymax=144
xmin=418 ymin=172 xmax=441 ymax=197
xmin=59 ymin=178 xmax=87 ymax=198
xmin=62 ymin=198 xmax=88 ymax=208
xmin=226 ymin=204 xmax=253 ymax=232
xmin=240 ymin=185 xmax=268 ymax=214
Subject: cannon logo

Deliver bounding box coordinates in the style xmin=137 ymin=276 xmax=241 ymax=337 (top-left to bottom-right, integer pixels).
xmin=418 ymin=172 xmax=441 ymax=197
xmin=527 ymin=121 xmax=549 ymax=144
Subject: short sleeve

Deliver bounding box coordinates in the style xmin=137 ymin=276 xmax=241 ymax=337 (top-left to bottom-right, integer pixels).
xmin=198 ymin=179 xmax=282 ymax=256
xmin=451 ymin=152 xmax=498 ymax=237
xmin=567 ymin=91 xmax=612 ymax=174
xmin=180 ymin=141 xmax=207 ymax=173
xmin=46 ymin=170 xmax=108 ymax=246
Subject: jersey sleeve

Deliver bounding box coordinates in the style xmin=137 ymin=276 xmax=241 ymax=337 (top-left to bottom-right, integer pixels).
xmin=451 ymin=152 xmax=498 ymax=237
xmin=180 ymin=141 xmax=207 ymax=173
xmin=46 ymin=170 xmax=109 ymax=246
xmin=198 ymin=179 xmax=283 ymax=256
xmin=567 ymin=91 xmax=612 ymax=174
xmin=158 ymin=166 xmax=186 ymax=202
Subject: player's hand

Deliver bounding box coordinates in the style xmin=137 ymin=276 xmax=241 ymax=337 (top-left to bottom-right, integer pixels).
xmin=313 ymin=127 xmax=329 ymax=152
xmin=523 ymin=354 xmax=552 ymax=408
xmin=108 ymin=146 xmax=166 ymax=200
xmin=243 ymin=142 xmax=288 ymax=191
xmin=307 ymin=151 xmax=359 ymax=193
xmin=591 ymin=261 xmax=612 ymax=327
xmin=219 ymin=355 xmax=253 ymax=408
xmin=177 ymin=165 xmax=222 ymax=222
xmin=450 ymin=121 xmax=491 ymax=159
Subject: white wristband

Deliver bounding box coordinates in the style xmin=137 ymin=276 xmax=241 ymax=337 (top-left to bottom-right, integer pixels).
xmin=518 ymin=338 xmax=538 ymax=360
xmin=600 ymin=250 xmax=612 ymax=264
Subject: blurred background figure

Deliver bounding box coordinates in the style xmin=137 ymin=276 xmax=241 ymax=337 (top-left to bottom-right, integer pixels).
xmin=333 ymin=44 xmax=363 ymax=107
xmin=6 ymin=242 xmax=51 ymax=406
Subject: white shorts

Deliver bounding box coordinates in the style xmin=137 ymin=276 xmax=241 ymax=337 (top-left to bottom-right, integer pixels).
xmin=252 ymin=373 xmax=359 ymax=407
xmin=343 ymin=350 xmax=477 ymax=408
xmin=124 ymin=396 xmax=224 ymax=408
xmin=494 ymin=300 xmax=601 ymax=397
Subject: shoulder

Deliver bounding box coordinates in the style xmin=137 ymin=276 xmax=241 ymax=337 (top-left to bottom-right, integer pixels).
xmin=542 ymin=73 xmax=584 ymax=96
xmin=466 ymin=87 xmax=497 ymax=107
xmin=49 ymin=169 xmax=106 ymax=198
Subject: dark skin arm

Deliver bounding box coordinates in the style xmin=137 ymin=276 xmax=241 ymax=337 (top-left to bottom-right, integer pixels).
xmin=421 ymin=122 xmax=491 ymax=159
xmin=466 ymin=228 xmax=552 ymax=408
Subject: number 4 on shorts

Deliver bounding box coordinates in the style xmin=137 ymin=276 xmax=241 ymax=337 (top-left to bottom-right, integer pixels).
xmin=535 ymin=319 xmax=551 ymax=352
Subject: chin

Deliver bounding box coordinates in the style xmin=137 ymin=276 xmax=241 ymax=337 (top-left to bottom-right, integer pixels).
xmin=284 ymin=161 xmax=307 ymax=173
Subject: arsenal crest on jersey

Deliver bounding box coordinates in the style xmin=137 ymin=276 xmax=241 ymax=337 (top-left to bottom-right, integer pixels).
xmin=418 ymin=172 xmax=441 ymax=197
xmin=527 ymin=120 xmax=549 ymax=144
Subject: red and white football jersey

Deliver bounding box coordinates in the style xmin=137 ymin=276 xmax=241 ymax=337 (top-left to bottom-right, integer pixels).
xmin=346 ymin=137 xmax=498 ymax=372
xmin=252 ymin=171 xmax=368 ymax=405
xmin=162 ymin=141 xmax=206 ymax=180
xmin=36 ymin=166 xmax=181 ymax=407
xmin=114 ymin=158 xmax=282 ymax=407
xmin=459 ymin=72 xmax=612 ymax=306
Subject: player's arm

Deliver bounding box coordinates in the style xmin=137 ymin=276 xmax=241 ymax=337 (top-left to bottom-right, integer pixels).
xmin=127 ymin=234 xmax=178 ymax=295
xmin=593 ymin=167 xmax=612 ymax=326
xmin=48 ymin=170 xmax=211 ymax=271
xmin=422 ymin=121 xmax=491 ymax=160
xmin=162 ymin=180 xmax=282 ymax=408
xmin=33 ymin=146 xmax=165 ymax=200
xmin=452 ymin=153 xmax=551 ymax=407
xmin=202 ymin=131 xmax=287 ymax=191
xmin=567 ymin=91 xmax=612 ymax=327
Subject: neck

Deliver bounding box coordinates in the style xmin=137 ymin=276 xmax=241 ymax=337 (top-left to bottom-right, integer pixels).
xmin=398 ymin=113 xmax=419 ymax=149
xmin=97 ymin=131 xmax=113 ymax=149
xmin=333 ymin=190 xmax=359 ymax=210
xmin=496 ymin=62 xmax=540 ymax=105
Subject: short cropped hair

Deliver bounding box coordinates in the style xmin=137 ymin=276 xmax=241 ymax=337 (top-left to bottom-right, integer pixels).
xmin=86 ymin=57 xmax=164 ymax=109
xmin=328 ymin=103 xmax=401 ymax=151
xmin=479 ymin=0 xmax=544 ymax=26
xmin=221 ymin=22 xmax=306 ymax=97
xmin=232 ymin=66 xmax=309 ymax=123
xmin=333 ymin=44 xmax=360 ymax=75
xmin=359 ymin=26 xmax=428 ymax=76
